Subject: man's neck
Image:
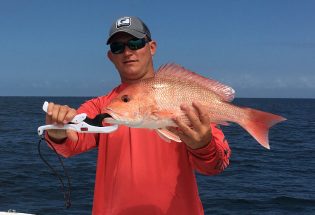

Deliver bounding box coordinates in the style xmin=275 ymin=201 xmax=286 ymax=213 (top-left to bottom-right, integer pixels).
xmin=121 ymin=67 xmax=155 ymax=84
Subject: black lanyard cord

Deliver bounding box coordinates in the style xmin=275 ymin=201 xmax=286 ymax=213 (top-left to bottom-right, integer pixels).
xmin=38 ymin=136 xmax=72 ymax=208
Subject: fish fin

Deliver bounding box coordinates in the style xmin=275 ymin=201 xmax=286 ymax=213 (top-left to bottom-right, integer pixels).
xmin=239 ymin=107 xmax=286 ymax=149
xmin=156 ymin=128 xmax=182 ymax=143
xmin=156 ymin=63 xmax=235 ymax=102
xmin=156 ymin=129 xmax=171 ymax=143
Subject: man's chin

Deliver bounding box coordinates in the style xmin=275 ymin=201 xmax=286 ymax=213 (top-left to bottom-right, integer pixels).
xmin=122 ymin=67 xmax=140 ymax=76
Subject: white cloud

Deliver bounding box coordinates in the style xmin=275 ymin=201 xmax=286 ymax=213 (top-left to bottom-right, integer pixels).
xmin=221 ymin=72 xmax=315 ymax=90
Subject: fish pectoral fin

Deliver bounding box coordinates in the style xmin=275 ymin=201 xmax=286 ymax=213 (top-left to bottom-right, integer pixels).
xmin=156 ymin=128 xmax=182 ymax=143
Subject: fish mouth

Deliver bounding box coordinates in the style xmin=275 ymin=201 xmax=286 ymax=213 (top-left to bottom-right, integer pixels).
xmin=104 ymin=108 xmax=143 ymax=127
xmin=103 ymin=108 xmax=121 ymax=124
xmin=101 ymin=113 xmax=112 ymax=118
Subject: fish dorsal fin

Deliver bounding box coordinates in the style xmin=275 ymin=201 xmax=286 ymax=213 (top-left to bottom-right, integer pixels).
xmin=156 ymin=63 xmax=235 ymax=102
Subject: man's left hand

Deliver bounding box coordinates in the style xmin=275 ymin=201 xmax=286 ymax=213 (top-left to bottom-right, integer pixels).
xmin=168 ymin=102 xmax=212 ymax=149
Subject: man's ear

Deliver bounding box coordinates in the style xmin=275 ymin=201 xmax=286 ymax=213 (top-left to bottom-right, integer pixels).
xmin=149 ymin=40 xmax=157 ymax=56
xmin=107 ymin=50 xmax=113 ymax=62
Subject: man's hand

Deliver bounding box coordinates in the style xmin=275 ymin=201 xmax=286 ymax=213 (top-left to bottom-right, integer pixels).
xmin=169 ymin=102 xmax=212 ymax=149
xmin=46 ymin=102 xmax=78 ymax=142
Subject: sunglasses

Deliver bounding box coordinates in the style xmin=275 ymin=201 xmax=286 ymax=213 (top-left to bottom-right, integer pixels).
xmin=110 ymin=38 xmax=150 ymax=54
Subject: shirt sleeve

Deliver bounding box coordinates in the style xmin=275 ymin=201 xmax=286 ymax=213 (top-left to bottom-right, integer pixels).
xmin=187 ymin=124 xmax=231 ymax=175
xmin=44 ymin=97 xmax=104 ymax=158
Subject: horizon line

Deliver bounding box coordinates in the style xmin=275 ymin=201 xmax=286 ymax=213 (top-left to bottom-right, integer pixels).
xmin=0 ymin=95 xmax=314 ymax=100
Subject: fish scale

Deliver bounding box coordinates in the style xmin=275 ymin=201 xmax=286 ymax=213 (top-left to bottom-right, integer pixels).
xmin=148 ymin=77 xmax=231 ymax=124
xmin=104 ymin=64 xmax=286 ymax=149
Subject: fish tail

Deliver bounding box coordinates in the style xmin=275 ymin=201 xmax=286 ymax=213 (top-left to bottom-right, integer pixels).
xmin=239 ymin=107 xmax=286 ymax=149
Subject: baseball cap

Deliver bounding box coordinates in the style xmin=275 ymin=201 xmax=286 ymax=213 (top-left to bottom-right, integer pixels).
xmin=106 ymin=16 xmax=151 ymax=44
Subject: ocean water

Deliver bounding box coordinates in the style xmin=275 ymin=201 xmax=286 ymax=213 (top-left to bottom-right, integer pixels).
xmin=0 ymin=97 xmax=314 ymax=215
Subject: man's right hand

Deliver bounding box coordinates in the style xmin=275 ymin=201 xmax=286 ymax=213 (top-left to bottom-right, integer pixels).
xmin=46 ymin=102 xmax=78 ymax=143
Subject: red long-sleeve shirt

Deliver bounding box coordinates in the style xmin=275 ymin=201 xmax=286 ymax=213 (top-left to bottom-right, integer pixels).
xmin=46 ymin=84 xmax=231 ymax=215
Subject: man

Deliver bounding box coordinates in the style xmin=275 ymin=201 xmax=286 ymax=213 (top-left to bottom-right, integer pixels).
xmin=45 ymin=16 xmax=231 ymax=215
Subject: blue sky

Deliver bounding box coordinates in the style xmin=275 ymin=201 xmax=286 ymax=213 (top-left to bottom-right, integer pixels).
xmin=0 ymin=0 xmax=314 ymax=98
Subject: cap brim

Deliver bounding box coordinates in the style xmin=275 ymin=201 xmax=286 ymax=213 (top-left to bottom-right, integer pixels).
xmin=106 ymin=29 xmax=146 ymax=44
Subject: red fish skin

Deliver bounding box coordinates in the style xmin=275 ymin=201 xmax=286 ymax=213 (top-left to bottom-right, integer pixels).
xmin=105 ymin=76 xmax=286 ymax=149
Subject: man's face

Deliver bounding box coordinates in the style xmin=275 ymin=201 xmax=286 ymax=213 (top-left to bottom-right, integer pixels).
xmin=107 ymin=32 xmax=156 ymax=83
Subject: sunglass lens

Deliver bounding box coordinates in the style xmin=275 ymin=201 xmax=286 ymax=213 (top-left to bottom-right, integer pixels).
xmin=128 ymin=38 xmax=146 ymax=50
xmin=110 ymin=42 xmax=125 ymax=54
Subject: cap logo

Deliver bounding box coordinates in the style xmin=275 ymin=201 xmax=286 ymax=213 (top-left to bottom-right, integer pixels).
xmin=116 ymin=17 xmax=131 ymax=28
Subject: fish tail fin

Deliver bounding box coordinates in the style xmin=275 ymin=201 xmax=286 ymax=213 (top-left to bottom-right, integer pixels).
xmin=239 ymin=107 xmax=286 ymax=149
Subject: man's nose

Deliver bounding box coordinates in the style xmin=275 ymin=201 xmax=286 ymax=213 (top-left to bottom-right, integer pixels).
xmin=122 ymin=46 xmax=133 ymax=55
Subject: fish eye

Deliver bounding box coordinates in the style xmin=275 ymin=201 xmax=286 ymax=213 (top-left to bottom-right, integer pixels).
xmin=121 ymin=95 xmax=130 ymax=103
